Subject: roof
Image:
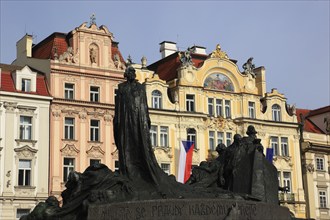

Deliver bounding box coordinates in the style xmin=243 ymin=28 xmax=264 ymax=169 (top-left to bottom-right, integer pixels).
xmin=0 ymin=63 xmax=50 ymax=97
xmin=32 ymin=32 xmax=125 ymax=63
xmin=147 ymin=52 xmax=208 ymax=82
xmin=296 ymin=108 xmax=325 ymax=134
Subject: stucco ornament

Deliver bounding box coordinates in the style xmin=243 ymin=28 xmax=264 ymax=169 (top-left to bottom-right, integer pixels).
xmin=242 ymin=57 xmax=256 ymax=78
xmin=59 ymin=47 xmax=77 ymax=63
xmin=305 ymin=163 xmax=314 ymax=173
xmin=60 ymin=144 xmax=80 ymax=156
xmin=208 ymin=116 xmax=226 ymax=130
xmin=178 ymin=47 xmax=194 ymax=67
xmin=86 ymin=146 xmax=105 ymax=158
xmin=209 ymin=44 xmax=229 ymax=59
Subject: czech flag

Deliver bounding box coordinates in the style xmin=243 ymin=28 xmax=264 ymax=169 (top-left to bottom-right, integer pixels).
xmin=177 ymin=140 xmax=194 ymax=183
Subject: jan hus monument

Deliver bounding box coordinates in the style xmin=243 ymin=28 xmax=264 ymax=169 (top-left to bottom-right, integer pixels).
xmin=21 ymin=66 xmax=291 ymax=220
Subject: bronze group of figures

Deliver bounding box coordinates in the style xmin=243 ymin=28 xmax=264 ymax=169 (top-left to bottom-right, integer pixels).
xmin=21 ymin=67 xmax=278 ymax=220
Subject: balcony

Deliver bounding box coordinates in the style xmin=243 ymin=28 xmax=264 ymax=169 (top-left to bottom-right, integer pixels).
xmin=278 ymin=192 xmax=295 ymax=203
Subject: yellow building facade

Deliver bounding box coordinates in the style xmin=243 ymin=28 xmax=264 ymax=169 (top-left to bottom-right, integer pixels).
xmin=134 ymin=43 xmax=306 ymax=218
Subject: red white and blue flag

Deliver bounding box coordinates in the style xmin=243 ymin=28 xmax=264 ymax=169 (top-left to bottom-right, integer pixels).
xmin=177 ymin=140 xmax=194 ymax=183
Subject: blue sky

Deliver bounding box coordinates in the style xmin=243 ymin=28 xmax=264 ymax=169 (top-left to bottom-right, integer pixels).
xmin=1 ymin=1 xmax=329 ymax=109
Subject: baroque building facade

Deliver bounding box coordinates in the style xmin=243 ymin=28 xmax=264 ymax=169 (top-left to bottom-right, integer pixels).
xmin=298 ymin=106 xmax=330 ymax=220
xmin=0 ymin=64 xmax=52 ymax=219
xmin=133 ymin=42 xmax=306 ymax=218
xmin=13 ymin=21 xmax=126 ymax=198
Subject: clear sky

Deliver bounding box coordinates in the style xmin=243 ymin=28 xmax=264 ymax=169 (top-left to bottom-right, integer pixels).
xmin=1 ymin=1 xmax=329 ymax=109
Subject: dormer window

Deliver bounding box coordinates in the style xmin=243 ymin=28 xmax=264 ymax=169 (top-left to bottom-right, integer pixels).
xmin=21 ymin=79 xmax=31 ymax=92
xmin=272 ymin=104 xmax=281 ymax=121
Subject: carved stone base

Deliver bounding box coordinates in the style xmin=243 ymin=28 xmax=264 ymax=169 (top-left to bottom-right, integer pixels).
xmin=88 ymin=198 xmax=291 ymax=220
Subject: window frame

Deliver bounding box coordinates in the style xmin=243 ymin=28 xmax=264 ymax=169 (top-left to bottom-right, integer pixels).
xmin=160 ymin=126 xmax=169 ymax=147
xmin=21 ymin=78 xmax=31 ymax=92
xmin=272 ymin=104 xmax=281 ymax=121
xmin=18 ymin=159 xmax=32 ymax=186
xmin=215 ymin=99 xmax=223 ymax=117
xmin=208 ymin=98 xmax=214 ymax=116
xmin=281 ymin=137 xmax=289 ymax=156
xmin=226 ymin=132 xmax=232 ymax=147
xmin=186 ymin=94 xmax=195 ymax=112
xmin=161 ymin=163 xmax=170 ymax=175
xmin=63 ymin=157 xmax=75 ymax=182
xmin=248 ymin=101 xmax=256 ymax=119
xmin=209 ymin=131 xmax=215 ymax=150
xmin=152 ymin=90 xmax=162 ymax=109
xmin=187 ymin=128 xmax=197 ymax=149
xmin=150 ymin=125 xmax=158 ymax=147
xmin=19 ymin=116 xmax=32 ymax=140
xmin=225 ymin=100 xmax=231 ymax=118
xmin=90 ymin=119 xmax=100 ymax=142
xmin=319 ymin=190 xmax=327 ymax=208
xmin=64 ymin=83 xmax=75 ymax=100
xmin=64 ymin=117 xmax=75 ymax=140
xmin=316 ymin=157 xmax=325 ymax=171
xmin=90 ymin=86 xmax=100 ymax=102
xmin=283 ymin=171 xmax=292 ymax=193
xmin=271 ymin=136 xmax=279 ymax=156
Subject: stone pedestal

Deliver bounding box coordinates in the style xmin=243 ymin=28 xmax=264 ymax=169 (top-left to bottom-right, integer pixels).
xmin=88 ymin=198 xmax=291 ymax=220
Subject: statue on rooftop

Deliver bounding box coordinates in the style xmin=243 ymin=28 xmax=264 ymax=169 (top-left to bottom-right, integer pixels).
xmin=242 ymin=57 xmax=256 ymax=78
xmin=178 ymin=47 xmax=194 ymax=67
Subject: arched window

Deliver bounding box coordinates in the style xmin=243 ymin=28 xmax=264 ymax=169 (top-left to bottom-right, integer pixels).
xmin=187 ymin=128 xmax=197 ymax=149
xmin=272 ymin=104 xmax=281 ymax=121
xmin=152 ymin=90 xmax=162 ymax=109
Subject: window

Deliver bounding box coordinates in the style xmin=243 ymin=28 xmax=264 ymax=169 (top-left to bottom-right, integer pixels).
xmin=226 ymin=132 xmax=232 ymax=147
xmin=64 ymin=118 xmax=75 ymax=140
xmin=248 ymin=102 xmax=255 ymax=119
xmin=281 ymin=137 xmax=289 ymax=156
xmin=208 ymin=98 xmax=214 ymax=116
xmin=186 ymin=94 xmax=195 ymax=112
xmin=319 ymin=191 xmax=327 ymax=208
xmin=316 ymin=158 xmax=325 ymax=171
xmin=63 ymin=158 xmax=75 ymax=182
xmin=152 ymin=90 xmax=162 ymax=109
xmin=217 ymin=132 xmax=224 ymax=144
xmin=209 ymin=131 xmax=215 ymax=150
xmin=90 ymin=86 xmax=100 ymax=102
xmin=271 ymin=137 xmax=279 ymax=156
xmin=18 ymin=160 xmax=31 ymax=186
xmin=187 ymin=128 xmax=197 ymax=149
xmin=283 ymin=172 xmax=291 ymax=193
xmin=21 ymin=79 xmax=31 ymax=92
xmin=215 ymin=99 xmax=223 ymax=117
xmin=161 ymin=163 xmax=170 ymax=175
xmin=90 ymin=159 xmax=101 ymax=166
xmin=16 ymin=209 xmax=30 ymax=219
xmin=272 ymin=104 xmax=281 ymax=121
xmin=160 ymin=126 xmax=168 ymax=147
xmin=225 ymin=100 xmax=231 ymax=118
xmin=277 ymin=171 xmax=281 ymax=187
xmin=90 ymin=120 xmax=100 ymax=142
xmin=64 ymin=83 xmax=74 ymax=99
xmin=20 ymin=116 xmax=32 ymax=140
xmin=150 ymin=125 xmax=157 ymax=146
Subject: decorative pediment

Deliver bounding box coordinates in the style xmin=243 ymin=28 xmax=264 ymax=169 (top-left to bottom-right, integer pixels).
xmin=14 ymin=145 xmax=38 ymax=158
xmin=17 ymin=105 xmax=37 ymax=114
xmin=86 ymin=146 xmax=105 ymax=158
xmin=60 ymin=144 xmax=80 ymax=156
xmin=62 ymin=106 xmax=79 ymax=116
xmin=209 ymin=44 xmax=229 ymax=59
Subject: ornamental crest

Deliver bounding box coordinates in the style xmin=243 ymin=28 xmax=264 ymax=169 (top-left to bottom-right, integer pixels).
xmin=60 ymin=144 xmax=80 ymax=156
xmin=86 ymin=146 xmax=105 ymax=158
xmin=209 ymin=44 xmax=229 ymax=59
xmin=208 ymin=116 xmax=226 ymax=130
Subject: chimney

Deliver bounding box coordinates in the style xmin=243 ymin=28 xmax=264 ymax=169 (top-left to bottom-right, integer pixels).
xmin=191 ymin=45 xmax=207 ymax=55
xmin=16 ymin=34 xmax=33 ymax=59
xmin=159 ymin=41 xmax=177 ymax=59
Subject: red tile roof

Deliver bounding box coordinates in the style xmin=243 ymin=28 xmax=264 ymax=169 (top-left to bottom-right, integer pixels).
xmin=296 ymin=108 xmax=325 ymax=134
xmin=0 ymin=64 xmax=50 ymax=97
xmin=148 ymin=52 xmax=208 ymax=82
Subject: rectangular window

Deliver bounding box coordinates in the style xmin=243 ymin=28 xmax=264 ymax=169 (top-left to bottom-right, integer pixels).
xmin=217 ymin=132 xmax=224 ymax=145
xmin=90 ymin=86 xmax=100 ymax=102
xmin=90 ymin=120 xmax=100 ymax=142
xmin=316 ymin=158 xmax=325 ymax=171
xmin=64 ymin=83 xmax=74 ymax=99
xmin=248 ymin=102 xmax=255 ymax=119
xmin=63 ymin=158 xmax=75 ymax=182
xmin=160 ymin=126 xmax=168 ymax=147
xmin=225 ymin=100 xmax=231 ymax=118
xmin=64 ymin=118 xmax=75 ymax=140
xmin=21 ymin=78 xmax=31 ymax=92
xmin=18 ymin=159 xmax=31 ymax=186
xmin=215 ymin=99 xmax=223 ymax=117
xmin=150 ymin=125 xmax=157 ymax=146
xmin=281 ymin=137 xmax=289 ymax=156
xmin=187 ymin=128 xmax=197 ymax=149
xmin=226 ymin=132 xmax=232 ymax=147
xmin=209 ymin=131 xmax=215 ymax=150
xmin=186 ymin=94 xmax=195 ymax=112
xmin=271 ymin=137 xmax=279 ymax=156
xmin=319 ymin=191 xmax=327 ymax=208
xmin=16 ymin=209 xmax=30 ymax=219
xmin=208 ymin=98 xmax=214 ymax=116
xmin=90 ymin=159 xmax=101 ymax=166
xmin=161 ymin=163 xmax=170 ymax=175
xmin=20 ymin=116 xmax=32 ymax=140
xmin=283 ymin=172 xmax=291 ymax=193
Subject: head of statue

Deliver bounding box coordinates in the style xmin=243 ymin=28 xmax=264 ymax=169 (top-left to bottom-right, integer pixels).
xmin=124 ymin=66 xmax=136 ymax=82
xmin=233 ymin=134 xmax=242 ymax=143
xmin=246 ymin=125 xmax=257 ymax=136
xmin=216 ymin=143 xmax=226 ymax=153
